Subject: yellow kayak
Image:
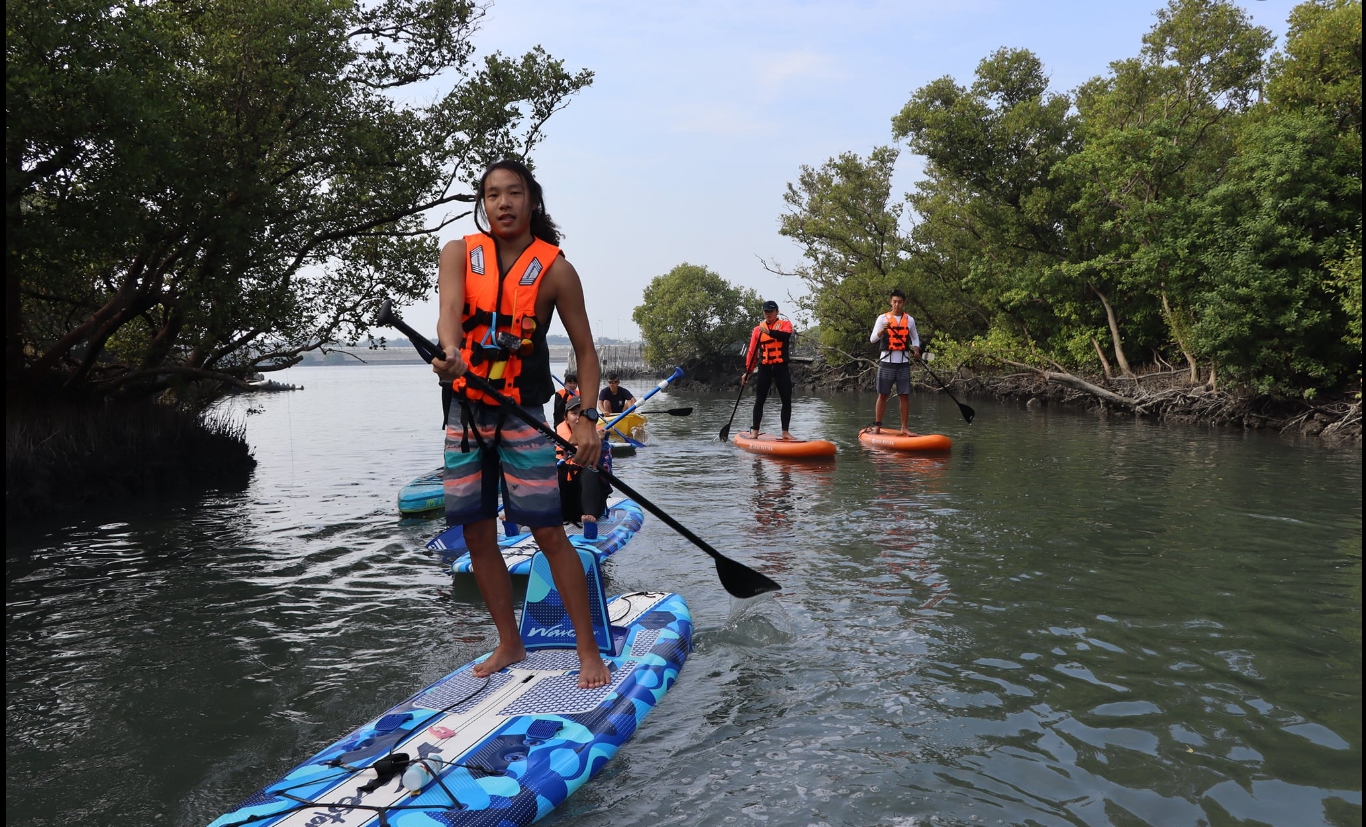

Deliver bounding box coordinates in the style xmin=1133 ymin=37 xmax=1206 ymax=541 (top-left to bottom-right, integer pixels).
xmin=601 ymin=411 xmax=647 ymax=443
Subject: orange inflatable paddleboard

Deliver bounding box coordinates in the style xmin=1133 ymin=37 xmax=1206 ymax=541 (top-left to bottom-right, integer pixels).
xmin=733 ymin=432 xmax=837 ymax=458
xmin=858 ymin=428 xmax=952 ymax=452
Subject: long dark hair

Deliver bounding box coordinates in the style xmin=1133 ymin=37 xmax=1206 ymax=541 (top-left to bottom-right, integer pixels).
xmin=473 ymin=159 xmax=562 ymax=246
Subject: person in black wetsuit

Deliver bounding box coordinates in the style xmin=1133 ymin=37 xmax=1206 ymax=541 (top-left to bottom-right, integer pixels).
xmin=742 ymin=300 xmax=796 ymax=440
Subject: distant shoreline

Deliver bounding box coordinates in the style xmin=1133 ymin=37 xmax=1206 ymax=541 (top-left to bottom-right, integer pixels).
xmin=294 ymin=345 xmax=585 ymax=366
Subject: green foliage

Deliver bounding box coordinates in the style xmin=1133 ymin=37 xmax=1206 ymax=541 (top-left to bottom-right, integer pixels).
xmin=631 ymin=263 xmax=761 ymax=368
xmin=1190 ymin=111 xmax=1361 ymax=392
xmin=785 ymin=0 xmax=1361 ymax=397
xmin=7 ymin=0 xmax=592 ymax=400
xmin=776 ymin=148 xmax=909 ymax=357
xmin=1327 ymin=230 xmax=1362 ymax=396
xmin=1268 ymin=0 xmax=1362 ymax=132
xmin=893 ymin=48 xmax=1084 ymax=360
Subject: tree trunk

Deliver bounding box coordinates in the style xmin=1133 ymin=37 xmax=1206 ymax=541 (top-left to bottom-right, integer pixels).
xmin=1160 ymin=291 xmax=1199 ymax=385
xmin=1002 ymin=358 xmax=1138 ymax=410
xmin=1089 ymin=283 xmax=1132 ymax=376
xmin=1090 ymin=335 xmax=1114 ymax=379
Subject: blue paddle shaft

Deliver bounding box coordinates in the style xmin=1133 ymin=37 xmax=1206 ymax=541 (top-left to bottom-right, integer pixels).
xmin=601 ymin=366 xmax=684 ymax=432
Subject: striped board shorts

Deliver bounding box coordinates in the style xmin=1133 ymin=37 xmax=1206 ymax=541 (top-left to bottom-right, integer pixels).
xmin=444 ymin=401 xmax=561 ymax=529
xmin=877 ymin=360 xmax=912 ymax=395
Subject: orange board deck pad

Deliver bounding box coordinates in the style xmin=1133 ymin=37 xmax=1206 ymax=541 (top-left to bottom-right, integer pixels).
xmin=733 ymin=432 xmax=837 ymax=457
xmin=857 ymin=428 xmax=952 ymax=452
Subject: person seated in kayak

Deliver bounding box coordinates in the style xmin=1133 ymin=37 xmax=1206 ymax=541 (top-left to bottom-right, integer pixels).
xmin=553 ymin=371 xmax=579 ymax=427
xmin=556 ymin=394 xmax=613 ymax=540
xmin=431 ymin=159 xmax=611 ymax=690
xmin=869 ymin=288 xmax=921 ymax=436
xmin=742 ymin=300 xmax=795 ymax=440
xmin=597 ymin=371 xmax=636 ymax=417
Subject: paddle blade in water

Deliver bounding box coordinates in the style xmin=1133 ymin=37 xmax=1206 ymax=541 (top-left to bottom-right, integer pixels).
xmin=961 ymin=404 xmax=976 ymax=425
xmin=714 ymin=554 xmax=781 ymax=599
xmin=665 ymin=407 xmax=694 ymax=416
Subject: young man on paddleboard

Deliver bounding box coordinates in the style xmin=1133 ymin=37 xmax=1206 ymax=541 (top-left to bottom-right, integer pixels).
xmin=597 ymin=371 xmax=636 ymax=416
xmin=869 ymin=288 xmax=921 ymax=435
xmin=431 ymin=159 xmax=611 ymax=690
xmin=742 ymin=300 xmax=796 ymax=440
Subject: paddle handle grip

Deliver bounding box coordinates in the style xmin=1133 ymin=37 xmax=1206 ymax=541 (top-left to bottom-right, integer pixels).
xmin=377 ymin=300 xmax=442 ymax=363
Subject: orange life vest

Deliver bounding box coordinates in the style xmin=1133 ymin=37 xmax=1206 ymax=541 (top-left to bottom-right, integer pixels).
xmin=452 ymin=232 xmax=558 ymax=405
xmin=556 ymin=420 xmax=574 ymax=462
xmin=882 ymin=313 xmax=911 ymax=352
xmin=758 ymin=321 xmax=789 ymax=366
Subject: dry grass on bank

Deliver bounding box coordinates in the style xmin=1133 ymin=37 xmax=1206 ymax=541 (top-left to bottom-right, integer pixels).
xmin=6 ymin=398 xmax=257 ymax=520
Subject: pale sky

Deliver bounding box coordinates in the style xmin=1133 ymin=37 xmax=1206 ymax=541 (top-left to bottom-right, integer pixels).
xmin=394 ymin=0 xmax=1302 ymax=342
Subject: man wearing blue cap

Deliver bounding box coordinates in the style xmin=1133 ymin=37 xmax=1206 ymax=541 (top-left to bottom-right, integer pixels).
xmin=742 ymin=300 xmax=796 ymax=440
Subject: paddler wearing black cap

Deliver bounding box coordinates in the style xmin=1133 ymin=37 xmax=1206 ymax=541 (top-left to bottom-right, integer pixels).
xmin=555 ymin=393 xmax=612 ymax=540
xmin=741 ymin=300 xmax=796 ymax=440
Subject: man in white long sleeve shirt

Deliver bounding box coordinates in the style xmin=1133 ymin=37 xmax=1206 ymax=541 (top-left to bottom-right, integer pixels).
xmin=869 ymin=288 xmax=921 ymax=435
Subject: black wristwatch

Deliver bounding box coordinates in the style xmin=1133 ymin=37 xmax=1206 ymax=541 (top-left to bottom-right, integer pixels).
xmin=580 ymin=407 xmax=600 ymax=422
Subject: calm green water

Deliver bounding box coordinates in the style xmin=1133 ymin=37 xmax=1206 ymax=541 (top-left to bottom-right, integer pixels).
xmin=6 ymin=365 xmax=1361 ymax=827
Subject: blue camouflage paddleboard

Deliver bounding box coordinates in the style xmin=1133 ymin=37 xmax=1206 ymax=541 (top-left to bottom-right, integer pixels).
xmin=209 ymin=549 xmax=691 ymax=827
xmin=431 ymin=496 xmax=646 ymax=575
xmin=397 ymin=467 xmax=444 ymax=515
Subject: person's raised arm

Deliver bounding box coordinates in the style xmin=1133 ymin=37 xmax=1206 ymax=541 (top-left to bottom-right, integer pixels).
xmin=743 ymin=325 xmax=761 ymax=374
xmin=870 ymin=313 xmax=887 ymax=345
xmin=433 ymin=239 xmax=469 ymax=382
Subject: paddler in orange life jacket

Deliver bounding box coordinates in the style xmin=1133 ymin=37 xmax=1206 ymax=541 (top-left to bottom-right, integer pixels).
xmin=430 ymin=159 xmax=610 ymax=690
xmin=869 ymin=287 xmax=921 ymax=435
xmin=553 ymin=371 xmax=579 ymax=427
xmin=742 ymin=300 xmax=796 ymax=440
xmin=555 ymin=393 xmax=612 ymax=539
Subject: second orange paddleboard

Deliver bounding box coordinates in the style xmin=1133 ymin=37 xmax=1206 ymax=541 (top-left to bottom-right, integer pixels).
xmin=857 ymin=428 xmax=952 ymax=452
xmin=733 ymin=432 xmax=837 ymax=458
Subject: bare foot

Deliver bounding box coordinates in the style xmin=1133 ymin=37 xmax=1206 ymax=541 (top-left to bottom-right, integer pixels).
xmin=745 ymin=429 xmax=759 ymax=439
xmin=872 ymin=425 xmax=882 ymax=434
xmin=472 ymin=640 xmax=526 ymax=678
xmin=899 ymin=429 xmax=914 ymax=436
xmin=781 ymin=431 xmax=796 ymax=440
xmin=577 ymin=652 xmax=611 ymax=689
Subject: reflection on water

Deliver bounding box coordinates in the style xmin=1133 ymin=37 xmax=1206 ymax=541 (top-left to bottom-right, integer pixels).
xmin=5 ymin=365 xmax=1362 ymax=826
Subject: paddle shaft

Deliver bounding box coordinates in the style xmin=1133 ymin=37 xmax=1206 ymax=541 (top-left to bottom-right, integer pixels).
xmin=379 ymin=305 xmax=778 ymax=595
xmin=916 ymin=357 xmax=975 ymax=424
xmin=718 ymin=371 xmax=751 ymax=441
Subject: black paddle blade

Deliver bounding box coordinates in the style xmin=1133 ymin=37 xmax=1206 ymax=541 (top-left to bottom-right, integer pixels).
xmin=718 ymin=424 xmax=732 ymax=442
xmin=664 ymin=407 xmax=694 ymax=416
xmin=714 ymin=554 xmax=782 ymax=598
xmin=960 ymin=403 xmax=976 ymax=425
